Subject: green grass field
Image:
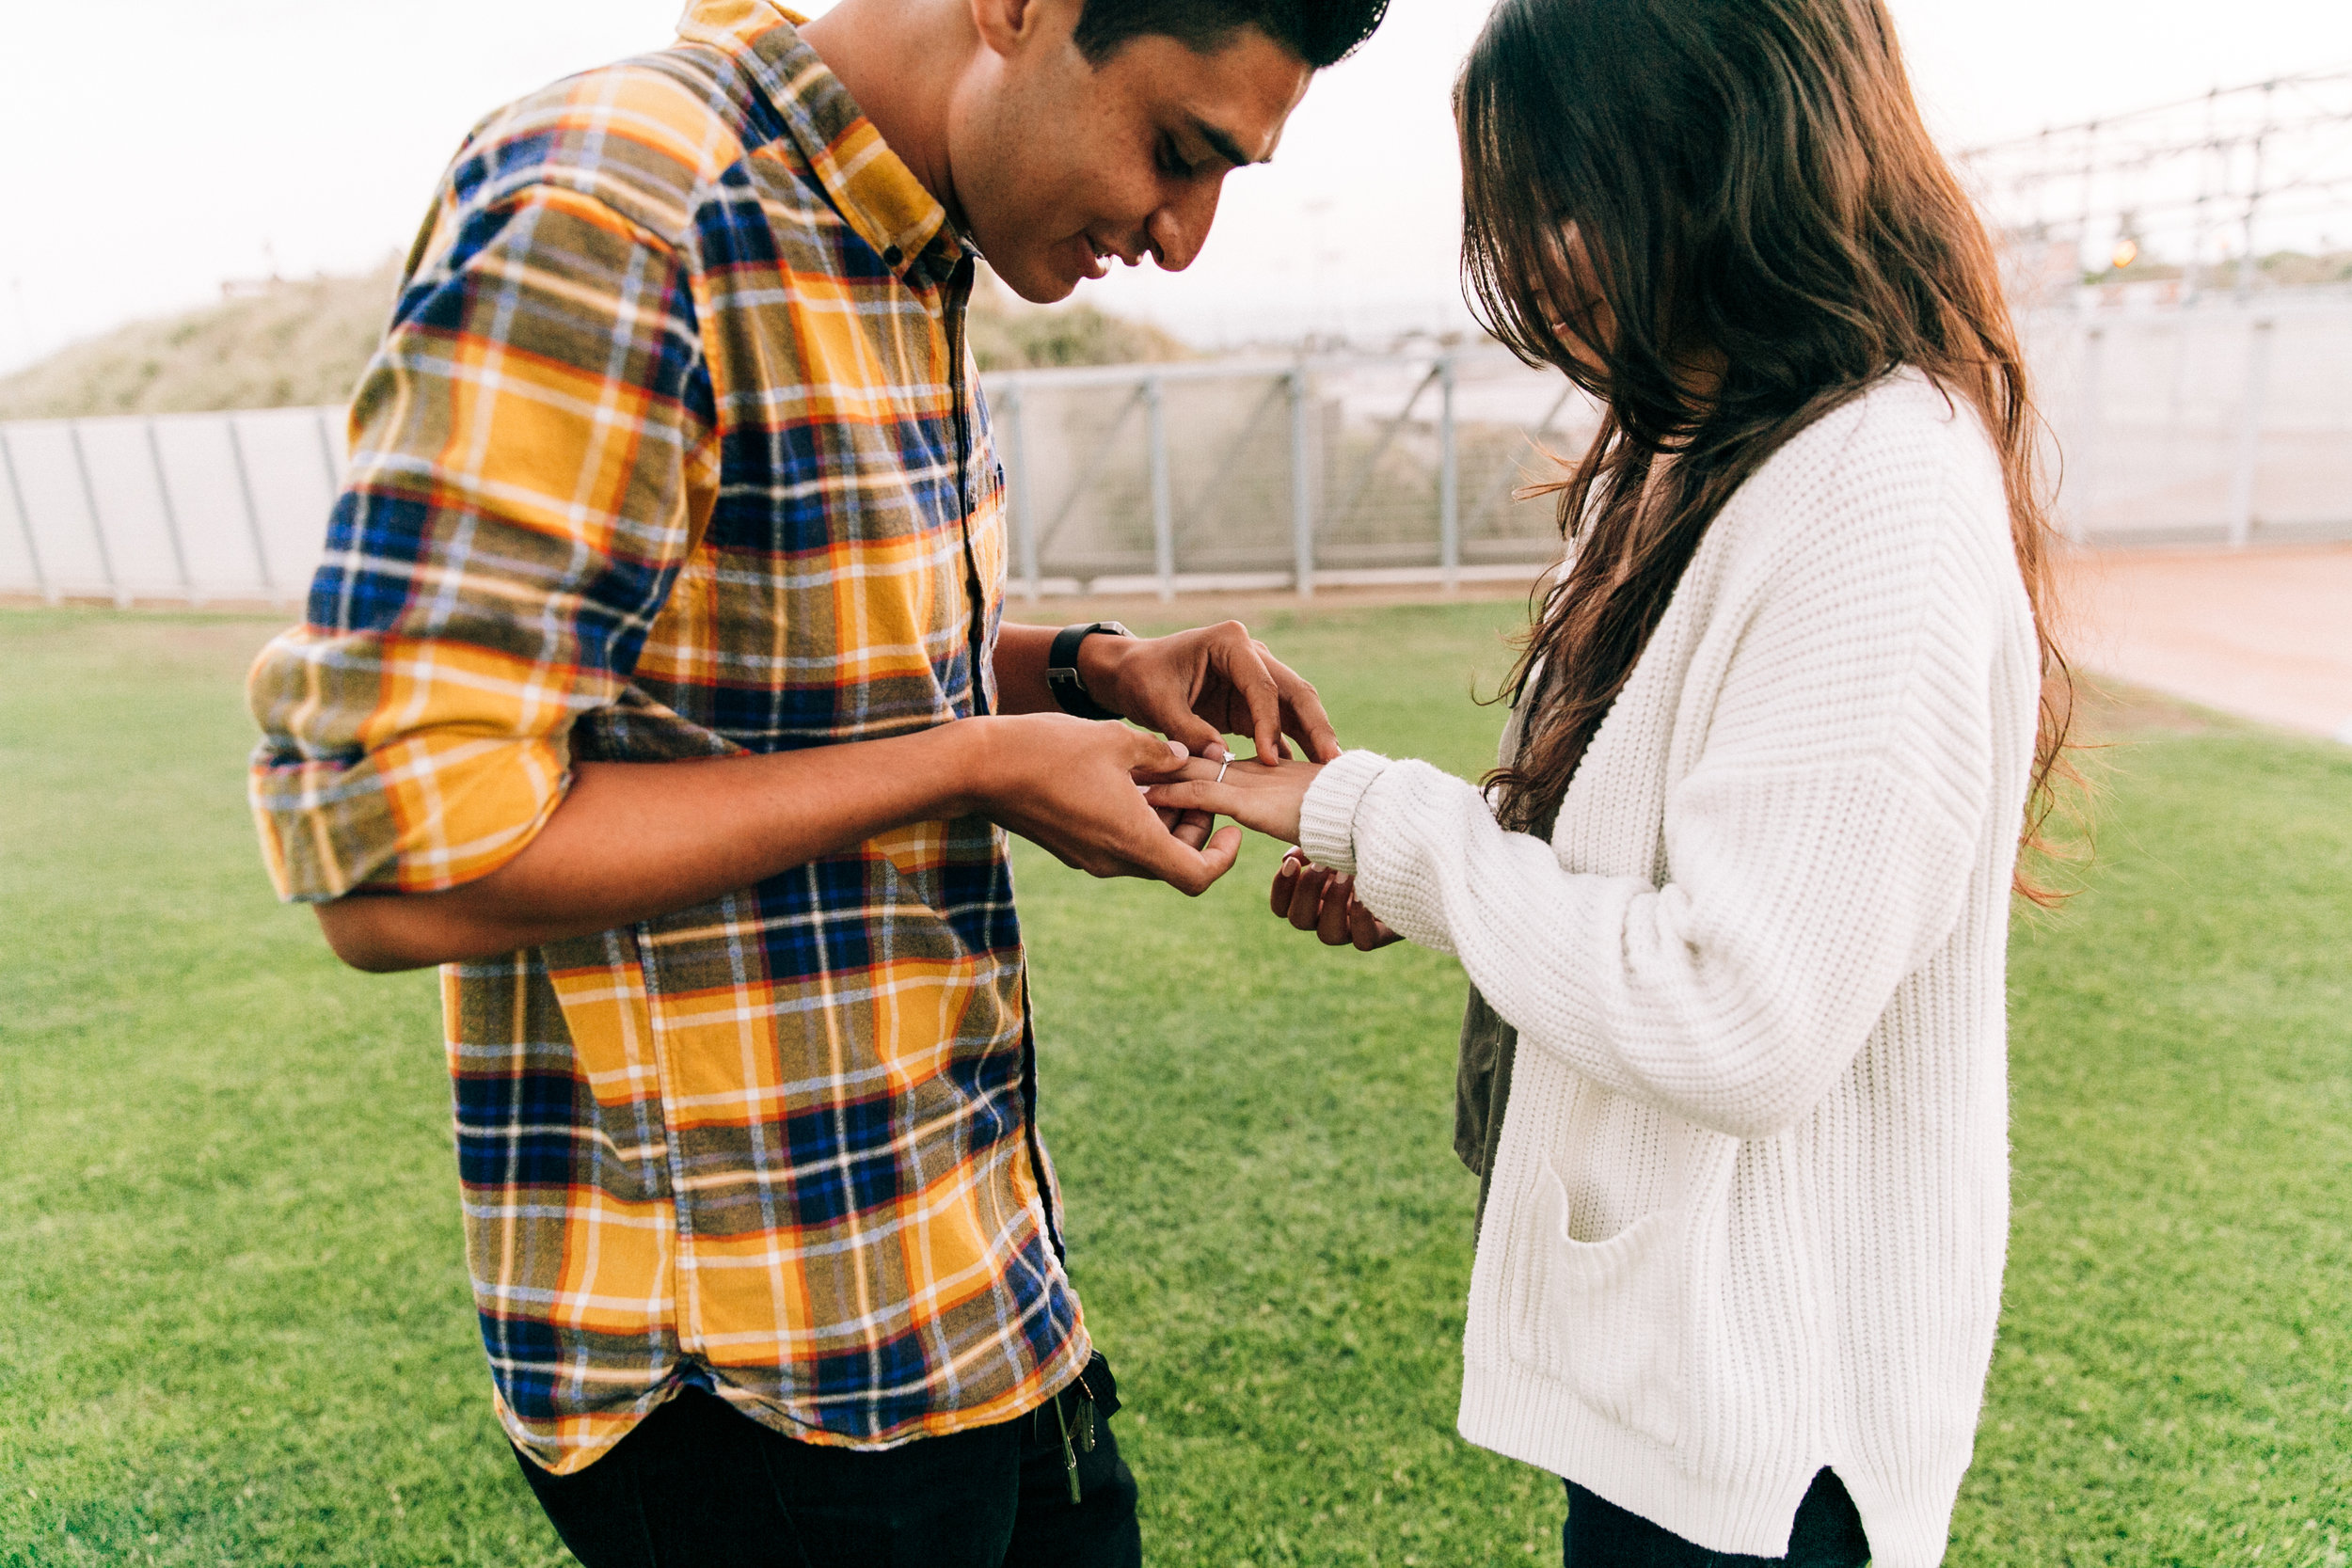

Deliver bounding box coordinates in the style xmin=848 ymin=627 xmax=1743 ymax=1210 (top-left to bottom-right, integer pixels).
xmin=2 ymin=602 xmax=2346 ymax=1567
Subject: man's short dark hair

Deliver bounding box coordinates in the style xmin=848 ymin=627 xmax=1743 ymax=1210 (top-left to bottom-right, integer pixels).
xmin=1072 ymin=0 xmax=1391 ymax=70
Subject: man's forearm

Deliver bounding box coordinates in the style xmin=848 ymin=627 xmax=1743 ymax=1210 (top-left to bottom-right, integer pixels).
xmin=993 ymin=624 xmax=1061 ymax=715
xmin=313 ymin=616 xmax=1309 ymax=974
xmin=992 ymin=623 xmax=1135 ymax=718
xmin=314 ymin=724 xmax=984 ymax=973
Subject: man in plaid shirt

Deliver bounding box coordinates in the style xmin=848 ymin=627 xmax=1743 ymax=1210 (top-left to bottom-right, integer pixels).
xmin=247 ymin=0 xmax=1387 ymax=1560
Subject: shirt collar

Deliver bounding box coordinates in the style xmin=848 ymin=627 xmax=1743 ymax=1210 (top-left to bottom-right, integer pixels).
xmin=673 ymin=0 xmax=969 ymax=286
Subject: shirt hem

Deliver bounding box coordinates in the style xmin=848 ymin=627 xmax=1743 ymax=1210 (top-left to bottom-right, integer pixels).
xmin=505 ymin=1324 xmax=1096 ymax=1476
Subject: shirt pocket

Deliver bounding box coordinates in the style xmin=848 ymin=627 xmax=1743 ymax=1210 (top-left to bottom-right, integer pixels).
xmin=1511 ymin=1155 xmax=1687 ymax=1448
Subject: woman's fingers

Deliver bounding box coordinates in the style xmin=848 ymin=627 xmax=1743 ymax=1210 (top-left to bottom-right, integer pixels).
xmin=1271 ymin=847 xmax=1306 ymax=917
xmin=1345 ymin=896 xmax=1398 ymax=951
xmin=1268 ymin=848 xmax=1398 ymax=952
xmin=1288 ymin=863 xmax=1334 ymax=930
xmin=1316 ymin=876 xmax=1356 ymax=944
xmin=1141 ymin=776 xmax=1274 ymax=837
xmin=1141 ymin=778 xmax=1232 ymax=813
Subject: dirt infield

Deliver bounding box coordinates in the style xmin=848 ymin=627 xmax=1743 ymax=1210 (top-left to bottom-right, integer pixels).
xmin=2058 ymin=543 xmax=2352 ymax=741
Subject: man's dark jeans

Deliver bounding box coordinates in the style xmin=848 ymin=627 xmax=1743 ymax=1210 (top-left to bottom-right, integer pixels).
xmin=515 ymin=1372 xmax=1139 ymax=1568
xmin=1564 ymin=1468 xmax=1870 ymax=1567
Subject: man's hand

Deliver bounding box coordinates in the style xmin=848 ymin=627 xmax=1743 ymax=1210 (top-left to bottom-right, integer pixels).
xmin=967 ymin=716 xmax=1241 ymax=895
xmin=1269 ymin=847 xmax=1402 ymax=952
xmin=1075 ymin=622 xmax=1342 ymax=764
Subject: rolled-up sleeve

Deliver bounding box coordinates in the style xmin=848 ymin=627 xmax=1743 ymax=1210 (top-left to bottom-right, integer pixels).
xmin=248 ymin=176 xmax=716 ymax=901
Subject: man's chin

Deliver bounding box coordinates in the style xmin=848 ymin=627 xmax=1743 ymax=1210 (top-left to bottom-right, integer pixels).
xmin=990 ymin=255 xmax=1084 ymax=306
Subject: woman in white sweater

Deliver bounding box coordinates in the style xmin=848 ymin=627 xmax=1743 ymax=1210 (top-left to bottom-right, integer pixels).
xmin=1146 ymin=0 xmax=2074 ymax=1562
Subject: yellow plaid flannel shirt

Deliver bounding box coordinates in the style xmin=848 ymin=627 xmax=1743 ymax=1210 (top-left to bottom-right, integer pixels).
xmin=246 ymin=0 xmax=1089 ymax=1472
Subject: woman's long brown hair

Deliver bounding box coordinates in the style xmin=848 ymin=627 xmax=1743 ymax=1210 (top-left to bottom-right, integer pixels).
xmin=1457 ymin=0 xmax=2076 ymax=899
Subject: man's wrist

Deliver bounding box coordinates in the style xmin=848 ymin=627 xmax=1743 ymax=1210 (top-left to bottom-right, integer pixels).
xmin=1047 ymin=622 xmax=1132 ymax=721
xmin=1073 ymin=629 xmax=1133 ymax=714
xmin=934 ymin=717 xmax=998 ymax=819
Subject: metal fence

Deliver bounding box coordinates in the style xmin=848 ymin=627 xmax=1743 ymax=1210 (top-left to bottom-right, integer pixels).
xmin=2028 ymin=293 xmax=2352 ymax=547
xmin=0 ymin=404 xmax=345 ymax=608
xmin=0 ymin=352 xmax=1589 ymax=609
xmin=6 ymin=318 xmax=2348 ymax=609
xmin=988 ymin=350 xmax=1593 ymax=600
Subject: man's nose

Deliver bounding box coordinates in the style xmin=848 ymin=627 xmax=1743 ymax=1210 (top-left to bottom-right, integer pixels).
xmin=1146 ymin=181 xmax=1224 ymax=273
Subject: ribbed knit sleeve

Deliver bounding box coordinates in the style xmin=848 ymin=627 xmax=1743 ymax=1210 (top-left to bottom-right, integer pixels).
xmin=1314 ymin=407 xmax=2003 ymax=1141
xmin=1295 ymin=748 xmax=1391 ymax=878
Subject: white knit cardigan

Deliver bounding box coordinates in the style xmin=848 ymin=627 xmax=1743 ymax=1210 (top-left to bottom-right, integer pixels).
xmin=1297 ymin=372 xmax=2038 ymax=1567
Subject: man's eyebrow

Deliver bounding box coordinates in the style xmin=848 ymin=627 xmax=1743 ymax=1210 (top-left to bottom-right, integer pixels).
xmin=1193 ymin=119 xmax=1267 ymax=168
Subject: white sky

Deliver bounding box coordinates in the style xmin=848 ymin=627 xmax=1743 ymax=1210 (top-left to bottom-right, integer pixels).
xmin=4 ymin=0 xmax=2349 ymax=371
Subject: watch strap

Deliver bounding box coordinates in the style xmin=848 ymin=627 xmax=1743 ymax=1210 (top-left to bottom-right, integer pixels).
xmin=1046 ymin=622 xmax=1130 ymax=721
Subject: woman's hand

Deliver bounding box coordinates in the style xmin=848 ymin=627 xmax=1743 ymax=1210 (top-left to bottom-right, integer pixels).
xmin=1142 ymin=752 xmax=1400 ymax=947
xmin=1270 ymin=847 xmax=1402 ymax=951
xmin=1140 ymin=752 xmax=1324 ymax=845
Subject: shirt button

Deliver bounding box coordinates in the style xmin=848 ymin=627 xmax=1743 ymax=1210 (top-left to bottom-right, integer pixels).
xmin=883 ymin=245 xmax=903 ymax=267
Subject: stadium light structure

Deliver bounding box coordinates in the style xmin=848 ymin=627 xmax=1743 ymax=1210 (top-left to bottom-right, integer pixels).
xmin=1958 ymin=69 xmax=2352 ymax=303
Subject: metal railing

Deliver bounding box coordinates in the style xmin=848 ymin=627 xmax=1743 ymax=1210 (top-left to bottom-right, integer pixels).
xmin=983 ymin=349 xmax=1586 ymax=601
xmin=0 ymin=352 xmax=1589 ymax=609
xmin=2030 ymin=293 xmax=2352 ymax=547
xmin=7 ymin=319 xmax=2347 ymax=610
xmin=0 ymin=404 xmax=345 ymax=609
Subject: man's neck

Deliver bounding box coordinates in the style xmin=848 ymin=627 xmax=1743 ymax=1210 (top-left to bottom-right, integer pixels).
xmin=798 ymin=0 xmax=973 ymax=230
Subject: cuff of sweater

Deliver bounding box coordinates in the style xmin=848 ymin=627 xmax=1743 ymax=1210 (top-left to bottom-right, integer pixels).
xmin=1296 ymin=750 xmax=1394 ymax=875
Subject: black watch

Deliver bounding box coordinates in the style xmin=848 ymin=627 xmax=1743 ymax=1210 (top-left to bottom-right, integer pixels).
xmin=1046 ymin=622 xmax=1132 ymax=721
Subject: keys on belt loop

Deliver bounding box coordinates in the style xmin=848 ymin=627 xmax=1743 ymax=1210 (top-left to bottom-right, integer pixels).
xmin=1050 ymin=1372 xmax=1100 ymax=1505
xmin=1052 ymin=1391 xmax=1082 ymax=1503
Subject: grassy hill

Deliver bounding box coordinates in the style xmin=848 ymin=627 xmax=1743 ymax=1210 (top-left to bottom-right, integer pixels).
xmin=0 ymin=265 xmax=405 ymax=421
xmin=0 ymin=261 xmax=1188 ymax=422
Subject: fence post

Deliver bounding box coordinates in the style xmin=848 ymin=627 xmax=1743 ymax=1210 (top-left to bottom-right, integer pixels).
xmin=1289 ymin=367 xmax=1314 ymax=599
xmin=312 ymin=406 xmax=342 ymax=492
xmin=147 ymin=419 xmax=198 ymax=606
xmin=1438 ymin=354 xmax=1460 ymax=593
xmin=2069 ymin=324 xmax=2106 ymax=546
xmin=1146 ymin=374 xmax=1174 ymax=603
xmin=68 ymin=421 xmax=129 ymax=609
xmin=1002 ymin=381 xmax=1041 ymax=603
xmin=0 ymin=426 xmax=52 ymax=605
xmin=226 ymin=417 xmax=280 ymax=609
xmin=2226 ymin=315 xmax=2274 ymax=548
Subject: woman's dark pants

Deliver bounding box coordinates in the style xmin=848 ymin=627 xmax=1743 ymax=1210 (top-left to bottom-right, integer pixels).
xmin=1563 ymin=1467 xmax=1871 ymax=1566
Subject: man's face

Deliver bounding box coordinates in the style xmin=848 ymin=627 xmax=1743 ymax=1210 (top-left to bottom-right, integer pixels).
xmin=950 ymin=4 xmax=1314 ymax=303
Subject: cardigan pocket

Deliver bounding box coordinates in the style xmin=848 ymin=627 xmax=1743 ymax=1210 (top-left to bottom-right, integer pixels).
xmin=1515 ymin=1156 xmax=1686 ymax=1448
